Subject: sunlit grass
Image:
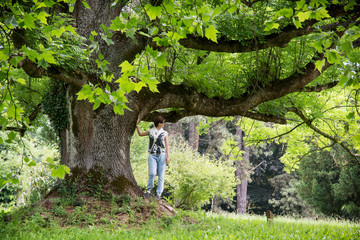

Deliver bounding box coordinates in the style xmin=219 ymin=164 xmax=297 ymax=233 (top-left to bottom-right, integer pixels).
xmin=1 ymin=209 xmax=359 ymax=240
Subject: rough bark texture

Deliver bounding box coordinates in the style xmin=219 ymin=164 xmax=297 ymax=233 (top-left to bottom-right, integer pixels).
xmin=61 ymin=85 xmax=142 ymax=195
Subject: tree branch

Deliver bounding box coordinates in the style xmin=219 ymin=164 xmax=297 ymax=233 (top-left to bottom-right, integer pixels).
xmin=0 ymin=103 xmax=42 ymax=136
xmin=298 ymin=81 xmax=339 ymax=92
xmin=288 ymin=107 xmax=360 ymax=162
xmin=179 ymin=7 xmax=360 ymax=53
xmin=249 ymin=122 xmax=306 ymax=144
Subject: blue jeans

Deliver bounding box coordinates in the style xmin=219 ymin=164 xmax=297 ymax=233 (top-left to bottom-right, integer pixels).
xmin=147 ymin=153 xmax=166 ymax=196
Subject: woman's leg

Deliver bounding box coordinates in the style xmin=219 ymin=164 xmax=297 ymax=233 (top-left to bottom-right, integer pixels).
xmin=156 ymin=153 xmax=167 ymax=197
xmin=147 ymin=154 xmax=157 ymax=192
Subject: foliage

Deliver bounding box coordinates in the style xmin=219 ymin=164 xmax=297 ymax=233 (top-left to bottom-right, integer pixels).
xmin=166 ymin=141 xmax=236 ymax=210
xmin=244 ymin=85 xmax=360 ymax=170
xmin=0 ymin=131 xmax=59 ymax=210
xmin=268 ymin=173 xmax=316 ymax=218
xmin=42 ymin=81 xmax=69 ymax=134
xmin=297 ymin=145 xmax=360 ymax=219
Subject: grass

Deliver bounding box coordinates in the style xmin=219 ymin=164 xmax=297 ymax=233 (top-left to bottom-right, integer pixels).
xmin=1 ymin=199 xmax=359 ymax=240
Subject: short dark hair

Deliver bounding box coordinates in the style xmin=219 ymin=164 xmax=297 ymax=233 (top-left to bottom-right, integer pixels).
xmin=154 ymin=116 xmax=165 ymax=127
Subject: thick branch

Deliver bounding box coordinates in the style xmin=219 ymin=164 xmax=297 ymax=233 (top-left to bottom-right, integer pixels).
xmin=179 ymin=6 xmax=360 ymax=53
xmin=17 ymin=58 xmax=97 ymax=89
xmin=139 ymin=55 xmax=328 ymax=123
xmin=288 ymin=107 xmax=360 ymax=161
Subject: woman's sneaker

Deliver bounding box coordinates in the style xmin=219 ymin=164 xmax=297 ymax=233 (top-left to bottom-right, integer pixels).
xmin=143 ymin=191 xmax=151 ymax=199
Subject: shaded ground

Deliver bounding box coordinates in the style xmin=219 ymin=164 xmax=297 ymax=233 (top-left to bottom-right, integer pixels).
xmin=3 ymin=194 xmax=178 ymax=228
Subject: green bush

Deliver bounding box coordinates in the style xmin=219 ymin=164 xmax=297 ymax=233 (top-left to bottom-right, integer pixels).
xmin=166 ymin=142 xmax=237 ymax=210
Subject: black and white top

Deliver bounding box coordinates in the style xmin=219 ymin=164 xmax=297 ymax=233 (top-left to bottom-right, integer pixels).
xmin=148 ymin=126 xmax=168 ymax=155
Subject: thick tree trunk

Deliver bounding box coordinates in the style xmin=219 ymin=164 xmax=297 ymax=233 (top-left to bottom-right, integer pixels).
xmin=60 ymin=85 xmax=142 ymax=196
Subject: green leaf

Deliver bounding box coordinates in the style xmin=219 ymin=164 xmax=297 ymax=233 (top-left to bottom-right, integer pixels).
xmin=41 ymin=52 xmax=57 ymax=64
xmin=37 ymin=58 xmax=48 ymax=69
xmin=325 ymin=50 xmax=340 ymax=64
xmin=110 ymin=16 xmax=125 ymax=31
xmin=66 ymin=25 xmax=77 ymax=34
xmin=120 ymin=61 xmax=133 ymax=73
xmin=145 ymin=4 xmax=162 ymax=20
xmin=163 ymin=0 xmax=175 ymax=15
xmin=278 ymin=8 xmax=293 ymax=18
xmin=45 ymin=157 xmax=55 ymax=164
xmin=24 ymin=157 xmax=30 ymax=163
xmin=36 ymin=11 xmax=50 ymax=24
xmin=134 ymin=82 xmax=147 ymax=93
xmin=28 ymin=160 xmax=37 ymax=167
xmin=264 ymin=21 xmax=280 ymax=31
xmin=338 ymin=75 xmax=348 ymax=86
xmin=315 ymin=7 xmax=330 ymax=20
xmin=149 ymin=27 xmax=159 ymax=36
xmin=352 ymin=134 xmax=360 ymax=143
xmin=16 ymin=78 xmax=26 ymax=85
xmin=8 ymin=131 xmax=16 ymax=140
xmin=346 ymin=112 xmax=355 ymax=119
xmin=114 ymin=105 xmax=125 ymax=115
xmin=93 ymin=99 xmax=101 ymax=110
xmin=51 ymin=165 xmax=70 ymax=179
xmin=156 ymin=53 xmax=170 ymax=68
xmin=297 ymin=11 xmax=311 ymax=22
xmin=51 ymin=26 xmax=66 ymax=38
xmin=292 ymin=18 xmax=302 ymax=28
xmin=23 ymin=13 xmax=36 ymax=29
xmin=77 ymin=84 xmax=93 ymax=100
xmin=0 ymin=50 xmax=8 ymax=61
xmin=315 ymin=59 xmax=325 ymax=72
xmin=10 ymin=178 xmax=19 ymax=184
xmin=5 ymin=15 xmax=19 ymax=28
xmin=205 ymin=25 xmax=218 ymax=43
xmin=341 ymin=41 xmax=353 ymax=54
xmin=82 ymin=0 xmax=91 ymax=10
xmin=7 ymin=105 xmax=23 ymax=120
xmin=296 ymin=0 xmax=306 ymax=10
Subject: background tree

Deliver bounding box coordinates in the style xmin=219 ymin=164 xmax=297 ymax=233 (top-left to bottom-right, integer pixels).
xmin=297 ymin=145 xmax=360 ymax=219
xmin=1 ymin=0 xmax=359 ymax=197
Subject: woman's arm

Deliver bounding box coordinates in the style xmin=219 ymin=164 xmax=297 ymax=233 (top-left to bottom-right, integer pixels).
xmin=136 ymin=118 xmax=148 ymax=136
xmin=165 ymin=135 xmax=170 ymax=164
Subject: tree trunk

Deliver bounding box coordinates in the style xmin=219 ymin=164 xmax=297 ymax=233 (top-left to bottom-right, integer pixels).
xmin=188 ymin=121 xmax=199 ymax=151
xmin=235 ymin=121 xmax=250 ymax=214
xmin=60 ymin=85 xmax=142 ymax=196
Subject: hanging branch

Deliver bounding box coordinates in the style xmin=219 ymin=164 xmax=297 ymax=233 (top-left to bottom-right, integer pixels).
xmin=288 ymin=107 xmax=360 ymax=162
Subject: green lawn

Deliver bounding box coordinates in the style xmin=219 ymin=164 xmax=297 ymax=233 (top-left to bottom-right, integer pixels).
xmin=1 ymin=210 xmax=359 ymax=240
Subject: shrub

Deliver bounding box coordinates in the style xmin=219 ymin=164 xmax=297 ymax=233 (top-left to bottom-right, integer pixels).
xmin=166 ymin=141 xmax=236 ymax=210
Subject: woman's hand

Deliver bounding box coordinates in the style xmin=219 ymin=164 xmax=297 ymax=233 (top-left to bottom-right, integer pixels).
xmin=136 ymin=117 xmax=141 ymax=126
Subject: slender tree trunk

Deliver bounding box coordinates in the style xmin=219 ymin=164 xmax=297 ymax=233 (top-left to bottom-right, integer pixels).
xmin=235 ymin=121 xmax=250 ymax=214
xmin=188 ymin=120 xmax=199 ymax=151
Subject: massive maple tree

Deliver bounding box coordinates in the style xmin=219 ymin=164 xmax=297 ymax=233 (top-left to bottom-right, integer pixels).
xmin=1 ymin=0 xmax=359 ymax=195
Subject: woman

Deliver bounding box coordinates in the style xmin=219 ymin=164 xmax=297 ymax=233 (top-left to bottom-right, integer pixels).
xmin=136 ymin=116 xmax=170 ymax=200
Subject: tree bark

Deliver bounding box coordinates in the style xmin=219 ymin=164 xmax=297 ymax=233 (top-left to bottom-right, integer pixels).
xmin=188 ymin=121 xmax=199 ymax=151
xmin=59 ymin=84 xmax=142 ymax=196
xmin=55 ymin=1 xmax=146 ymax=196
xmin=235 ymin=122 xmax=250 ymax=214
